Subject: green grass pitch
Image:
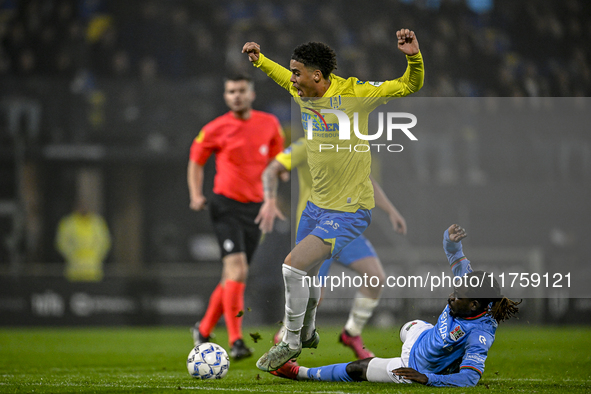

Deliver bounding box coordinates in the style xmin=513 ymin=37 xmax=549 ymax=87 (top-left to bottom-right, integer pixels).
xmin=1 ymin=325 xmax=590 ymax=393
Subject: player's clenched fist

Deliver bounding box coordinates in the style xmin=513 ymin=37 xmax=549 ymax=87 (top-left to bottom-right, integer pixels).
xmin=395 ymin=29 xmax=420 ymax=56
xmin=448 ymin=224 xmax=467 ymax=242
xmin=242 ymin=42 xmax=261 ymax=62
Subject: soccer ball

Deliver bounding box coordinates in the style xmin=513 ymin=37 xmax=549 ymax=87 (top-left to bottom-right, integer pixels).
xmin=187 ymin=342 xmax=230 ymax=379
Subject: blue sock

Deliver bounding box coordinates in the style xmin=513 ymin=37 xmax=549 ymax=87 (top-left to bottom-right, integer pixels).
xmin=306 ymin=363 xmax=353 ymax=382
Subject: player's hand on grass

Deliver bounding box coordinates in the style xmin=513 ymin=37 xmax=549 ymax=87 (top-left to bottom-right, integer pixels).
xmin=190 ymin=195 xmax=207 ymax=211
xmin=242 ymin=42 xmax=261 ymax=62
xmin=255 ymin=199 xmax=285 ymax=233
xmin=396 ymin=29 xmax=420 ymax=56
xmin=393 ymin=367 xmax=428 ymax=384
xmin=448 ymin=224 xmax=467 ymax=242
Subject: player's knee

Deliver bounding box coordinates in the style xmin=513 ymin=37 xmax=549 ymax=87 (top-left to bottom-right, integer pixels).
xmin=307 ymin=294 xmax=319 ymax=308
xmin=370 ymin=272 xmax=385 ymax=296
xmin=223 ymin=256 xmax=248 ymax=282
xmin=345 ymin=358 xmax=373 ymax=381
xmin=375 ymin=271 xmax=386 ymax=286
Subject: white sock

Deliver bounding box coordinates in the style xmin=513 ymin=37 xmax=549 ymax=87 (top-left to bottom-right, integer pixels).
xmin=302 ymin=279 xmax=321 ymax=341
xmin=297 ymin=366 xmax=309 ymax=380
xmin=282 ymin=264 xmax=309 ymax=349
xmin=344 ymin=292 xmax=380 ymax=337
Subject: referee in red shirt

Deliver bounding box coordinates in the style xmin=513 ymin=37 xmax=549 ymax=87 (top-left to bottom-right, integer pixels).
xmin=188 ymin=75 xmax=284 ymax=360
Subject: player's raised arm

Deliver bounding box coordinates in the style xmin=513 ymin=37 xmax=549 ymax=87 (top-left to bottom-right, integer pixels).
xmin=396 ymin=28 xmax=420 ymax=57
xmin=242 ymin=42 xmax=261 ymax=63
xmin=394 ymin=28 xmax=424 ymax=94
xmin=443 ymin=224 xmax=473 ymax=278
xmin=354 ymin=28 xmax=424 ymax=100
xmin=447 ymin=224 xmax=467 ymax=242
xmin=242 ymin=42 xmax=295 ymax=95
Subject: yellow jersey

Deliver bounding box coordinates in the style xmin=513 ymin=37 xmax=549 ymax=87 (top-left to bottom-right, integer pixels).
xmin=254 ymin=52 xmax=424 ymax=212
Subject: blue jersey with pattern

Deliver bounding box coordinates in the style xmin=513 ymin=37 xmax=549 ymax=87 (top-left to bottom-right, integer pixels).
xmin=408 ymin=229 xmax=498 ymax=387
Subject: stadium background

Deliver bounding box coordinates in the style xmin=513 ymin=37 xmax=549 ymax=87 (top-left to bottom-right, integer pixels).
xmin=0 ymin=0 xmax=590 ymax=328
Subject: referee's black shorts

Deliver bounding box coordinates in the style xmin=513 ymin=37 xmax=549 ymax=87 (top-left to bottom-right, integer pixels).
xmin=209 ymin=193 xmax=262 ymax=263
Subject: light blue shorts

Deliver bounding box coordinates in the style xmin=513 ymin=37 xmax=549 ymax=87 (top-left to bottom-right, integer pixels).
xmin=317 ymin=235 xmax=377 ymax=278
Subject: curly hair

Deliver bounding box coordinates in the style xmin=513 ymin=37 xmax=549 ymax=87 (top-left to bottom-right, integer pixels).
xmin=291 ymin=42 xmax=337 ymax=79
xmin=463 ymin=271 xmax=521 ymax=324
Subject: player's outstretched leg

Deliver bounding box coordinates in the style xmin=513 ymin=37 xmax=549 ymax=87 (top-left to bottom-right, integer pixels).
xmin=269 ymin=359 xmax=375 ymax=382
xmin=339 ymin=253 xmax=385 ymax=359
xmin=256 ymin=341 xmax=302 ymax=372
xmin=301 ymin=278 xmax=321 ymax=348
xmin=269 ymin=361 xmax=353 ymax=382
xmin=300 ymin=362 xmax=355 ymax=382
xmin=269 ymin=359 xmax=301 ymax=380
xmin=257 ymin=263 xmax=309 ymax=371
xmin=274 ymin=317 xmax=320 ymax=349
xmin=339 ymin=292 xmax=379 ymax=359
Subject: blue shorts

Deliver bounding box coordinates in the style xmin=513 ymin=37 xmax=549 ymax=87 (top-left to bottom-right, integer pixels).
xmin=318 ymin=235 xmax=377 ymax=278
xmin=296 ymin=201 xmax=372 ymax=260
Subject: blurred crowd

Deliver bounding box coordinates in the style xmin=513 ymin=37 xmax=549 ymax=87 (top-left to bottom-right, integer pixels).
xmin=1 ymin=0 xmax=590 ymax=96
xmin=0 ymin=0 xmax=588 ymax=275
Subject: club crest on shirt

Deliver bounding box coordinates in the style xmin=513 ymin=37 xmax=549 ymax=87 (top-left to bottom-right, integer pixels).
xmin=330 ymin=96 xmax=342 ymax=109
xmin=449 ymin=325 xmax=465 ymax=342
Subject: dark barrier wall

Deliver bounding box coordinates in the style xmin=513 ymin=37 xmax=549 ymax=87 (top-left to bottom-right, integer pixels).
xmin=2 ymin=275 xmax=589 ymax=326
xmin=0 ymin=276 xmax=210 ymax=326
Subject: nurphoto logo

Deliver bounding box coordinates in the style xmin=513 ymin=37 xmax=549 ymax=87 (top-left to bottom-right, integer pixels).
xmin=303 ymin=108 xmax=418 ymax=153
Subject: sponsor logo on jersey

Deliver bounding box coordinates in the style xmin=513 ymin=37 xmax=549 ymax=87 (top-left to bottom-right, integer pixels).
xmin=449 ymin=325 xmax=465 ymax=342
xmin=355 ymin=80 xmax=384 ymax=87
xmin=322 ymin=220 xmax=339 ymax=230
xmin=303 ymin=108 xmax=417 ymax=142
xmin=439 ymin=311 xmax=448 ymax=340
xmin=195 ymin=129 xmax=205 ymax=143
xmin=465 ymin=353 xmax=486 ymax=364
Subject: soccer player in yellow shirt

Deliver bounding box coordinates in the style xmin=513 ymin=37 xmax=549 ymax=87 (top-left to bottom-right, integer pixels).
xmin=256 ymin=137 xmax=407 ymax=360
xmin=243 ymin=29 xmax=424 ymax=371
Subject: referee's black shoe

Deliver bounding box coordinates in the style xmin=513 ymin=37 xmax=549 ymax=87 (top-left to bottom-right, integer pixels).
xmin=230 ymin=339 xmax=254 ymax=360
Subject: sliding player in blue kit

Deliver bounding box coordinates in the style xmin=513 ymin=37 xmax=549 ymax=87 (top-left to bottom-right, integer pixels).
xmin=269 ymin=224 xmax=521 ymax=387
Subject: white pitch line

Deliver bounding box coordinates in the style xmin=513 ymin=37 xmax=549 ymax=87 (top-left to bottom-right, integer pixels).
xmin=484 ymin=378 xmax=590 ymax=383
xmin=0 ymin=382 xmax=349 ymax=393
